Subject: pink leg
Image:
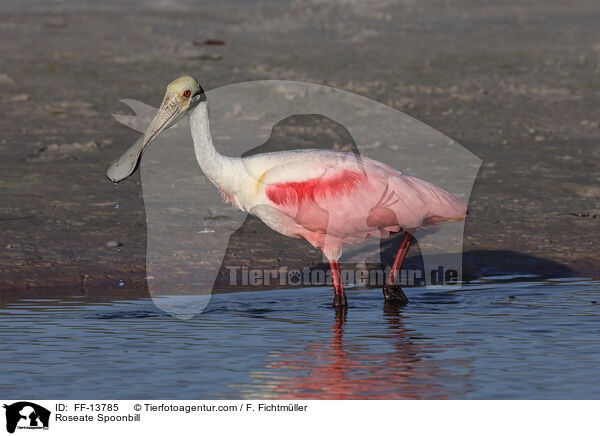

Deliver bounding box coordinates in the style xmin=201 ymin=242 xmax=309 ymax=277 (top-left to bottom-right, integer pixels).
xmin=329 ymin=259 xmax=347 ymax=307
xmin=383 ymin=232 xmax=413 ymax=304
xmin=386 ymin=232 xmax=413 ymax=286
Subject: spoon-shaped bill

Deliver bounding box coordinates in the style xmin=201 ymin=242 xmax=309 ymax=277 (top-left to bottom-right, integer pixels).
xmin=106 ymin=92 xmax=183 ymax=183
xmin=106 ymin=136 xmax=146 ymax=183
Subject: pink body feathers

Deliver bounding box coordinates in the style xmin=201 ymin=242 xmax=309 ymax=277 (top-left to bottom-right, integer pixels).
xmin=235 ymin=150 xmax=468 ymax=260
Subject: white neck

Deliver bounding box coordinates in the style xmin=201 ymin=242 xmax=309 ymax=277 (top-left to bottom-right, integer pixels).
xmin=189 ymin=101 xmax=242 ymax=194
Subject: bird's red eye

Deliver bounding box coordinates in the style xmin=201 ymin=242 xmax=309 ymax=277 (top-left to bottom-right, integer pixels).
xmin=183 ymin=90 xmax=191 ymax=98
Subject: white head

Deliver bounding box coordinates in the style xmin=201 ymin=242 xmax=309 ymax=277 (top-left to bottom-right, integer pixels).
xmin=106 ymin=75 xmax=204 ymax=182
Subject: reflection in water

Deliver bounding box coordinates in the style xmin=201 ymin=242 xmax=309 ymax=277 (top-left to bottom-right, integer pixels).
xmin=248 ymin=304 xmax=469 ymax=399
xmin=0 ymin=278 xmax=599 ymax=399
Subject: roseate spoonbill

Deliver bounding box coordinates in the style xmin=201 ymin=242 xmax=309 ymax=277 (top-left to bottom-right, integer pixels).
xmin=107 ymin=76 xmax=468 ymax=307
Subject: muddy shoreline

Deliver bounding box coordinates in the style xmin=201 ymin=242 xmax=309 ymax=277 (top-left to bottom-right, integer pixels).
xmin=0 ymin=0 xmax=598 ymax=301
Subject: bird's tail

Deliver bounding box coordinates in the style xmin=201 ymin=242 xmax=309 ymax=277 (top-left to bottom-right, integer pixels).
xmin=401 ymin=175 xmax=469 ymax=227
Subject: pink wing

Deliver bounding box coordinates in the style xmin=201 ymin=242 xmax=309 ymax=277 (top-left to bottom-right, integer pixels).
xmin=257 ymin=151 xmax=467 ymax=253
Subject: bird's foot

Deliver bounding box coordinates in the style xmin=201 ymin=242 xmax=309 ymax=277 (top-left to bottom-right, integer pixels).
xmin=332 ymin=293 xmax=347 ymax=307
xmin=383 ymin=284 xmax=409 ymax=305
xmin=334 ymin=305 xmax=347 ymax=322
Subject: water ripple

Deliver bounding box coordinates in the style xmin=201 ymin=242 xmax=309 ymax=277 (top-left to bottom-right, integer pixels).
xmin=0 ymin=277 xmax=598 ymax=399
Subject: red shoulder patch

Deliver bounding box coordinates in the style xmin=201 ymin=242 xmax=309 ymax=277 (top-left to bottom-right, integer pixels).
xmin=266 ymin=169 xmax=366 ymax=206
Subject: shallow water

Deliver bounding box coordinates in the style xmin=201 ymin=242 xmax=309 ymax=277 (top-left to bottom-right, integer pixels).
xmin=1 ymin=277 xmax=599 ymax=399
